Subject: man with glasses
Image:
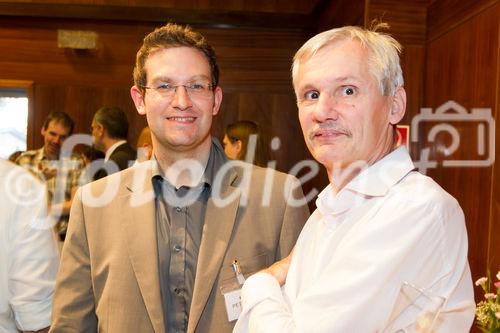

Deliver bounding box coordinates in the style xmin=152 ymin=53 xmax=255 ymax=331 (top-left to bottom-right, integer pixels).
xmin=50 ymin=23 xmax=309 ymax=333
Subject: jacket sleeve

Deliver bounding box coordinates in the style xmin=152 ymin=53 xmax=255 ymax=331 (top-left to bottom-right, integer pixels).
xmin=276 ymin=175 xmax=309 ymax=260
xmin=50 ymin=187 xmax=97 ymax=332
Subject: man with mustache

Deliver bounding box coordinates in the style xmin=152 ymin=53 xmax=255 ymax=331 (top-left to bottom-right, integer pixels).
xmin=234 ymin=24 xmax=475 ymax=332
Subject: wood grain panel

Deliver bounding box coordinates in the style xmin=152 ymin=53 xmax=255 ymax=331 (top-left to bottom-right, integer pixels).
xmin=0 ymin=0 xmax=320 ymax=14
xmin=424 ymin=3 xmax=499 ymax=290
xmin=427 ymin=0 xmax=499 ymax=41
xmin=0 ymin=1 xmax=318 ymax=30
xmin=366 ymin=0 xmax=427 ymax=44
xmin=316 ymin=0 xmax=366 ymax=32
xmin=487 ymin=0 xmax=500 ymax=286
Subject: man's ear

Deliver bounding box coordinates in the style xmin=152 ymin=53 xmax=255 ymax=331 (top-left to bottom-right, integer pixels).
xmin=131 ymin=86 xmax=146 ymax=115
xmin=235 ymin=140 xmax=243 ymax=155
xmin=212 ymin=86 xmax=223 ymax=116
xmin=96 ymin=123 xmax=104 ymax=136
xmin=40 ymin=127 xmax=46 ymax=137
xmin=389 ymin=87 xmax=407 ymax=125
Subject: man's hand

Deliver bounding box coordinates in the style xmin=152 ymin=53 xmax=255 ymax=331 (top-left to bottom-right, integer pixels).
xmin=262 ymin=251 xmax=294 ymax=287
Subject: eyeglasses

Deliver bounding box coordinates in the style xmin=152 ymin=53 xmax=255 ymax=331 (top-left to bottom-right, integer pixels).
xmin=141 ymin=82 xmax=214 ymax=99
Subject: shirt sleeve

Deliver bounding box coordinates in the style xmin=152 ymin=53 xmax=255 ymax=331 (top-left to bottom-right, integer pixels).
xmin=8 ymin=176 xmax=59 ymax=331
xmin=234 ymin=193 xmax=474 ymax=333
xmin=234 ymin=273 xmax=295 ymax=333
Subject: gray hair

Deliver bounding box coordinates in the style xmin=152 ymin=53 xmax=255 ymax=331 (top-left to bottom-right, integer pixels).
xmin=292 ymin=23 xmax=404 ymax=96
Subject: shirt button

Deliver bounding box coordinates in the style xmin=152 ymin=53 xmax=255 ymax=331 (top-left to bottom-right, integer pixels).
xmin=175 ymin=206 xmax=182 ymax=212
xmin=173 ymin=244 xmax=182 ymax=252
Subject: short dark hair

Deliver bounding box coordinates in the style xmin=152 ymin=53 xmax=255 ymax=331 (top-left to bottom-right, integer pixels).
xmin=133 ymin=23 xmax=219 ymax=94
xmin=43 ymin=111 xmax=75 ymax=135
xmin=93 ymin=106 xmax=129 ymax=140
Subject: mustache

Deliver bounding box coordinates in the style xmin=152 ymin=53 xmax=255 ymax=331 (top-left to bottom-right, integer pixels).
xmin=308 ymin=122 xmax=351 ymax=140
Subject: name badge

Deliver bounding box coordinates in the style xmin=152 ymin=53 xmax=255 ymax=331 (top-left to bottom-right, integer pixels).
xmin=220 ymin=259 xmax=246 ymax=322
xmin=223 ymin=288 xmax=243 ymax=321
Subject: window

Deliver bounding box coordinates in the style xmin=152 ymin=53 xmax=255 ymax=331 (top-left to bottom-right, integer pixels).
xmin=0 ymin=80 xmax=33 ymax=161
xmin=0 ymin=89 xmax=29 ymax=159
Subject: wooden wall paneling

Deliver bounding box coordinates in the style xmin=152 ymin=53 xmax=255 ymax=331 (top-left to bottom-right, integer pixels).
xmin=0 ymin=2 xmax=317 ymax=30
xmin=424 ymin=3 xmax=499 ymax=287
xmin=427 ymin=0 xmax=499 ymax=42
xmin=0 ymin=0 xmax=321 ymax=15
xmin=0 ymin=17 xmax=144 ymax=86
xmin=315 ymin=0 xmax=366 ymax=32
xmin=487 ymin=0 xmax=500 ymax=285
xmin=366 ymin=0 xmax=427 ymax=45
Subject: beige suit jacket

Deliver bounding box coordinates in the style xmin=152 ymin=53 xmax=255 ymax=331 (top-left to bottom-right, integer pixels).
xmin=50 ymin=160 xmax=309 ymax=333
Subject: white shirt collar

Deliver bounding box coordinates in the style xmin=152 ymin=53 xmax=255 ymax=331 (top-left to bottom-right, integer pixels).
xmin=104 ymin=140 xmax=127 ymax=162
xmin=345 ymin=146 xmax=415 ymax=197
xmin=316 ymin=147 xmax=415 ymax=217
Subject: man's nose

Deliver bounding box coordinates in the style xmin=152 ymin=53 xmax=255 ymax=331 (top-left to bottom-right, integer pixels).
xmin=312 ymin=94 xmax=340 ymax=122
xmin=54 ymin=136 xmax=63 ymax=145
xmin=170 ymin=86 xmax=193 ymax=110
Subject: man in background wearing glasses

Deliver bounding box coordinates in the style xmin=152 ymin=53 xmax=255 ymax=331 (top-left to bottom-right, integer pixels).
xmin=50 ymin=23 xmax=309 ymax=333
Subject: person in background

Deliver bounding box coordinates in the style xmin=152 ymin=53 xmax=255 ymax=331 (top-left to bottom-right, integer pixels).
xmin=50 ymin=23 xmax=309 ymax=333
xmin=234 ymin=24 xmax=474 ymax=333
xmin=222 ymin=120 xmax=268 ymax=167
xmin=72 ymin=143 xmax=104 ymax=167
xmin=136 ymin=126 xmax=153 ymax=163
xmin=15 ymin=111 xmax=85 ymax=242
xmin=0 ymin=159 xmax=59 ymax=333
xmin=91 ymin=106 xmax=137 ymax=180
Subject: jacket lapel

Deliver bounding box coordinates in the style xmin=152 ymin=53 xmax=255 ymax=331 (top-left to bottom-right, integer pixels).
xmin=122 ymin=162 xmax=165 ymax=333
xmin=188 ymin=169 xmax=241 ymax=332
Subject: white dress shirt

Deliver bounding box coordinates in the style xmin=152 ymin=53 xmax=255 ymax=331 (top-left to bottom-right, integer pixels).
xmin=0 ymin=160 xmax=59 ymax=332
xmin=234 ymin=147 xmax=474 ymax=333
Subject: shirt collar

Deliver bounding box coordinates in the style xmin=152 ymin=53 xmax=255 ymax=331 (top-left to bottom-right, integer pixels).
xmin=151 ymin=137 xmax=225 ymax=192
xmin=105 ymin=140 xmax=127 ymax=161
xmin=39 ymin=147 xmax=51 ymax=161
xmin=344 ymin=146 xmax=415 ymax=197
xmin=316 ymin=147 xmax=415 ymax=217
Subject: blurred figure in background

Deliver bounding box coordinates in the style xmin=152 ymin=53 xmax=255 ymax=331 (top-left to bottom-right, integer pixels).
xmin=0 ymin=159 xmax=59 ymax=333
xmin=15 ymin=111 xmax=85 ymax=242
xmin=223 ymin=120 xmax=268 ymax=167
xmin=91 ymin=106 xmax=136 ymax=180
xmin=136 ymin=126 xmax=153 ymax=163
xmin=68 ymin=144 xmax=104 ymax=187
